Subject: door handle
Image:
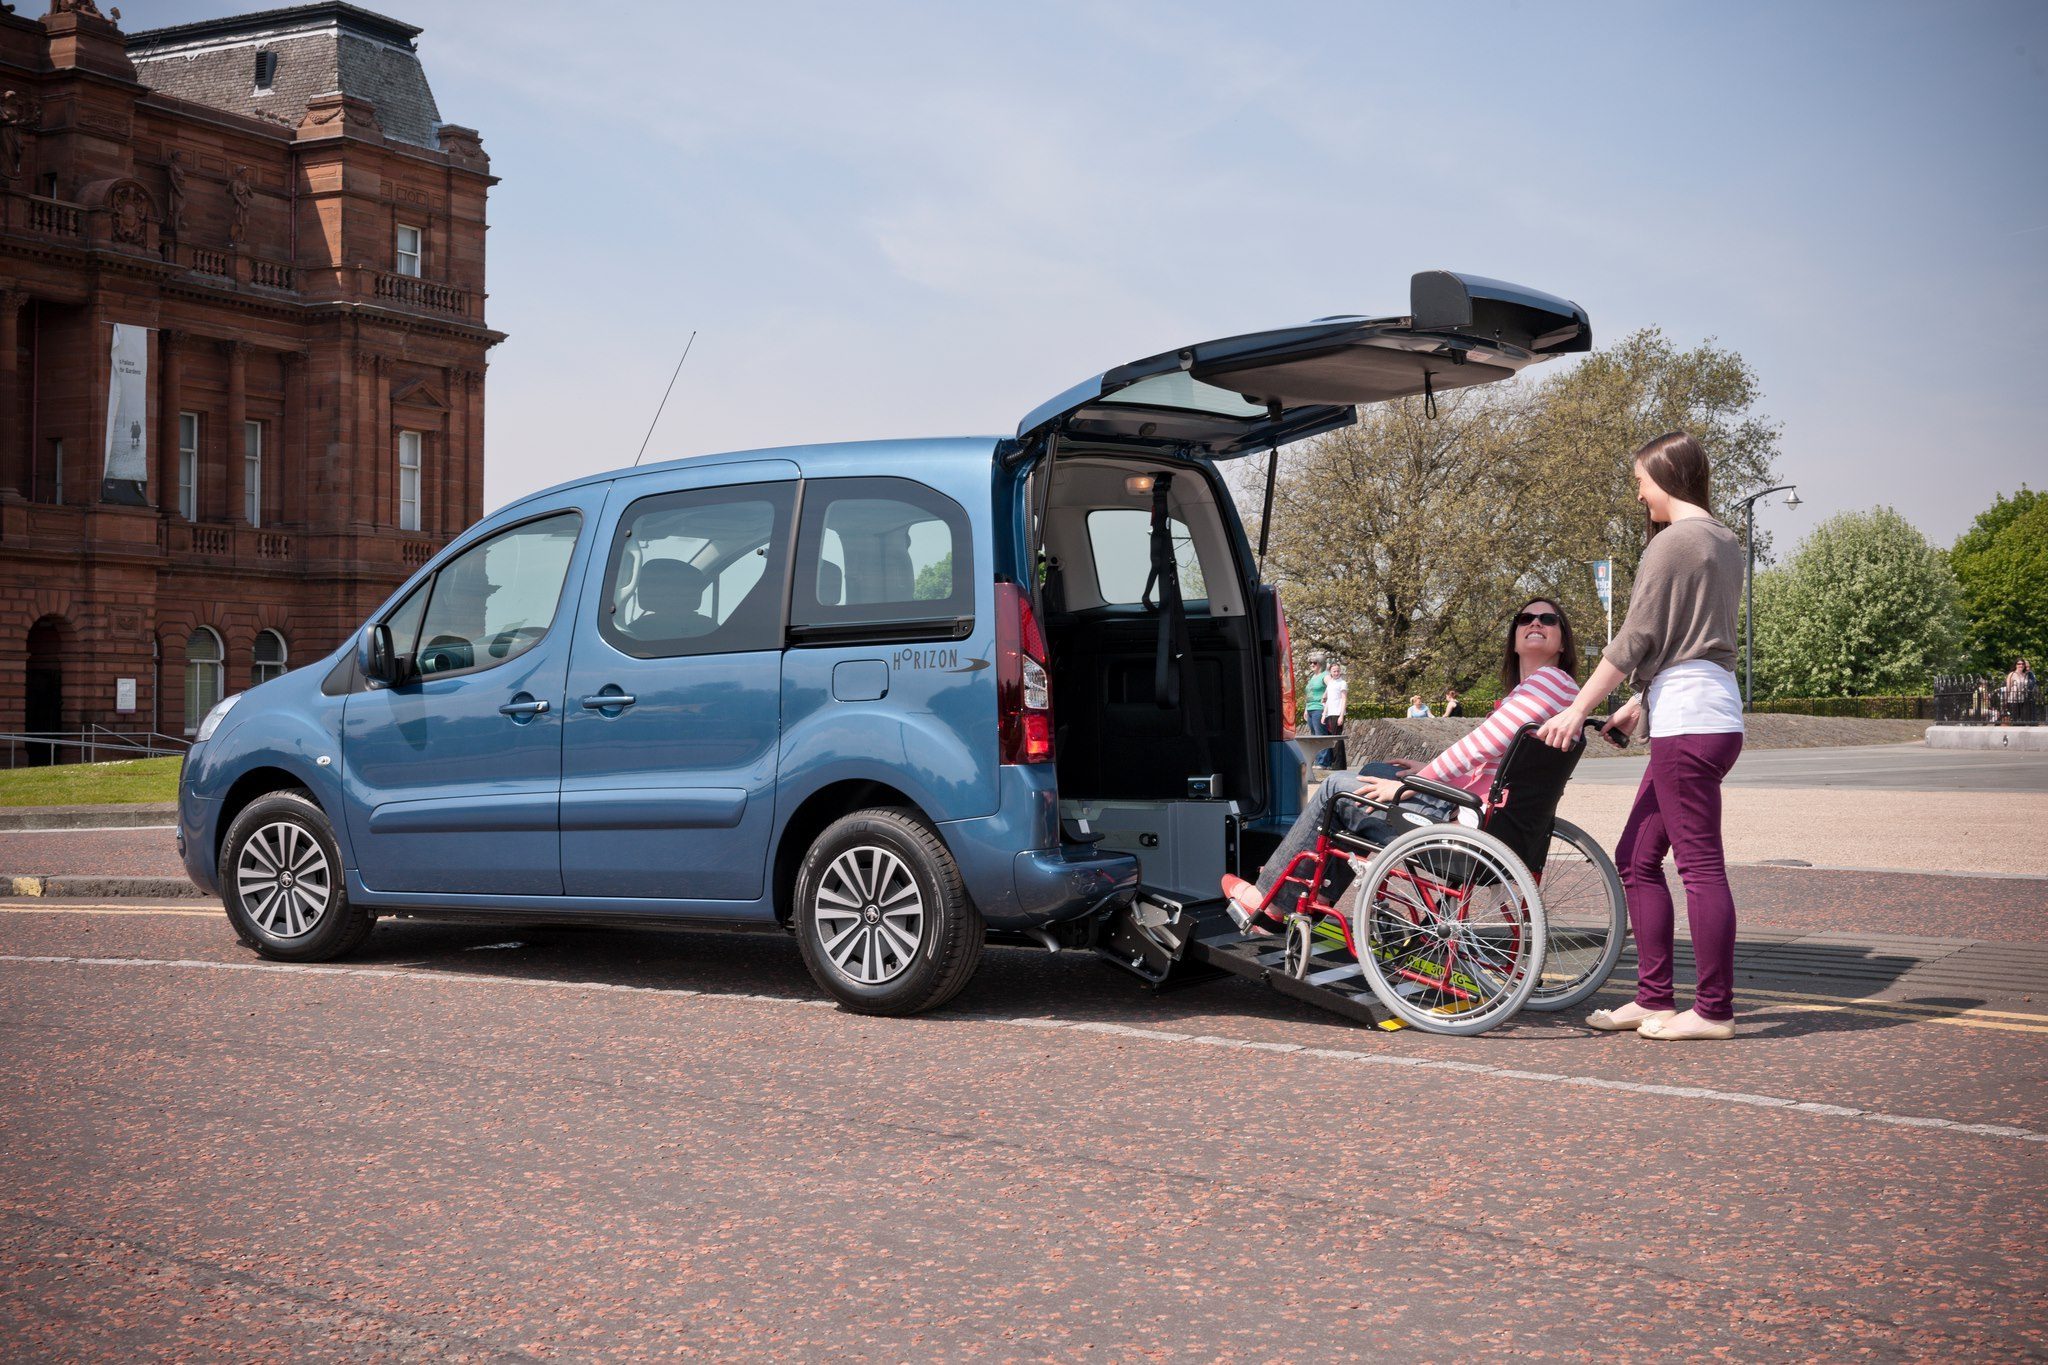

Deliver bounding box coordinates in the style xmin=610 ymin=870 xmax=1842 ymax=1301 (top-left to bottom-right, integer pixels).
xmin=581 ymin=690 xmax=637 ymax=711
xmin=498 ymin=698 xmax=550 ymax=717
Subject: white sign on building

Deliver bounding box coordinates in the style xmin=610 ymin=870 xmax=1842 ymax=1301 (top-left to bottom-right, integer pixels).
xmin=103 ymin=323 xmax=151 ymax=485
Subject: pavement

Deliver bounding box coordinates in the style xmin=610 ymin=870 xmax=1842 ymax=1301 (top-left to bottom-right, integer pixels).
xmin=3 ymin=743 xmax=2045 ymax=1356
xmin=1559 ymin=742 xmax=2048 ymax=878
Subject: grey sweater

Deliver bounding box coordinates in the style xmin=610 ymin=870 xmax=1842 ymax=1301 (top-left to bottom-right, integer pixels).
xmin=1603 ymin=517 xmax=1744 ymax=688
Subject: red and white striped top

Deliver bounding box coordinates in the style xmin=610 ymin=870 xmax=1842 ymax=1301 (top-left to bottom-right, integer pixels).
xmin=1417 ymin=665 xmax=1579 ymax=799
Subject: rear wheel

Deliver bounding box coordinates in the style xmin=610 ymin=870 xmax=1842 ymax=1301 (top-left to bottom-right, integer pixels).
xmin=221 ymin=790 xmax=374 ymax=962
xmin=1520 ymin=817 xmax=1627 ymax=1012
xmin=1352 ymin=824 xmax=1544 ymax=1035
xmin=795 ymin=807 xmax=983 ymax=1016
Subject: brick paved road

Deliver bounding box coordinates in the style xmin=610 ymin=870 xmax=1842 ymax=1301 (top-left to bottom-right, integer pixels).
xmin=4 ymin=893 xmax=2044 ymax=1360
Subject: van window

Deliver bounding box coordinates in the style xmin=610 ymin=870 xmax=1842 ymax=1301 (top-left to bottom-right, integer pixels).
xmin=1087 ymin=509 xmax=1206 ymax=604
xmin=413 ymin=512 xmax=581 ymax=678
xmin=791 ymin=478 xmax=973 ymax=640
xmin=603 ymin=482 xmax=795 ymax=658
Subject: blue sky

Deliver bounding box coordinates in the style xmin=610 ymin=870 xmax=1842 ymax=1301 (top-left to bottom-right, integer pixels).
xmin=145 ymin=1 xmax=2046 ymax=545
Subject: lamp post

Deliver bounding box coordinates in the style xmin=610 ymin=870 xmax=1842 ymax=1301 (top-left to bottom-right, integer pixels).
xmin=1737 ymin=484 xmax=1802 ymax=709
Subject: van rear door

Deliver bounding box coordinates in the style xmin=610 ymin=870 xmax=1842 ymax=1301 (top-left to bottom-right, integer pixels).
xmin=1015 ymin=271 xmax=1589 ymax=458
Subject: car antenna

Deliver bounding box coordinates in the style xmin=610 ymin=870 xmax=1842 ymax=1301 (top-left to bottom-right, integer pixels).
xmin=633 ymin=330 xmax=697 ymax=466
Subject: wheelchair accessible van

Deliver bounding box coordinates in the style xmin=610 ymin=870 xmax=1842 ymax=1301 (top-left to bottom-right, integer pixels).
xmin=1094 ymin=720 xmax=1628 ymax=1036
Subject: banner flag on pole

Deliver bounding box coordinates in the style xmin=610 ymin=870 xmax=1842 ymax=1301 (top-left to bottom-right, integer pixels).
xmin=103 ymin=323 xmax=150 ymax=484
xmin=1592 ymin=558 xmax=1612 ymax=609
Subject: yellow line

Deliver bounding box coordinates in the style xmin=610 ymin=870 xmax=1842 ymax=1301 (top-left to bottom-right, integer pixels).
xmin=1737 ymin=984 xmax=2048 ymax=1023
xmin=0 ymin=903 xmax=218 ymax=918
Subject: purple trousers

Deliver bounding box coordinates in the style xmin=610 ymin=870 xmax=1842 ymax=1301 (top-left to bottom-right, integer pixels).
xmin=1616 ymin=730 xmax=1744 ymax=1022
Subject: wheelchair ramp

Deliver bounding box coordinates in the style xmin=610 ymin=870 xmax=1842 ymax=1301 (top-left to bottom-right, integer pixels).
xmin=1098 ymin=888 xmax=1391 ymax=1028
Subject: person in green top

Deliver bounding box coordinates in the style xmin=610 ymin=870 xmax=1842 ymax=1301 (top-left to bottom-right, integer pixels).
xmin=1302 ymin=657 xmax=1327 ymax=735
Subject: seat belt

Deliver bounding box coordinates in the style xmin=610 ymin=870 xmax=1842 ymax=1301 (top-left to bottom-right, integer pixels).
xmin=1140 ymin=475 xmax=1215 ymax=779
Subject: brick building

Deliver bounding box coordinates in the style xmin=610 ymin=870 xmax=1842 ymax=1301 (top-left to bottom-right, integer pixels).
xmin=0 ymin=0 xmax=499 ymax=759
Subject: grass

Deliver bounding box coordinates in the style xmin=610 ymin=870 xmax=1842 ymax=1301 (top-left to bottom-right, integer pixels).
xmin=0 ymin=756 xmax=183 ymax=807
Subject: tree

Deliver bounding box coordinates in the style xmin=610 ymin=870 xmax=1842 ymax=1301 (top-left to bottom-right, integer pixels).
xmin=1949 ymin=487 xmax=2048 ymax=673
xmin=1749 ymin=508 xmax=1964 ymax=698
xmin=1243 ymin=328 xmax=1785 ymax=700
xmin=1257 ymin=386 xmax=1532 ymax=698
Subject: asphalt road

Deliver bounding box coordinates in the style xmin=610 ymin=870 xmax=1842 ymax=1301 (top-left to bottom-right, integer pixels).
xmin=5 ymin=884 xmax=2045 ymax=1360
xmin=1573 ymin=741 xmax=2048 ymax=791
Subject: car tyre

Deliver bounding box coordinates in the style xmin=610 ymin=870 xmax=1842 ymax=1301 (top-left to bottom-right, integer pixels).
xmin=220 ymin=790 xmax=374 ymax=962
xmin=795 ymin=807 xmax=983 ymax=1016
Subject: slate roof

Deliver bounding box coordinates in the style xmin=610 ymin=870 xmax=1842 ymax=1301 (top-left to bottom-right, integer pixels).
xmin=127 ymin=3 xmax=445 ymax=150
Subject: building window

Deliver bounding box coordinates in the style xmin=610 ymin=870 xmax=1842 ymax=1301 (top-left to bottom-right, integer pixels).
xmin=398 ymin=430 xmax=422 ymax=531
xmin=184 ymin=627 xmax=224 ymax=734
xmin=243 ymin=420 xmax=262 ymax=527
xmin=50 ymin=438 xmax=62 ymax=505
xmin=178 ymin=412 xmax=200 ymax=520
xmin=252 ymin=629 xmax=288 ymax=685
xmin=395 ymin=223 xmax=422 ymax=277
xmin=253 ymin=49 xmax=278 ymax=93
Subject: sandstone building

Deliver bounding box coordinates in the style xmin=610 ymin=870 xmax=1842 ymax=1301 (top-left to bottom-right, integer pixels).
xmin=0 ymin=0 xmax=498 ymax=758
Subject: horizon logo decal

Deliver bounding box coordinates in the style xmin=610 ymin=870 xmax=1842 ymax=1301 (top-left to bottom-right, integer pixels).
xmin=888 ymin=647 xmax=988 ymax=674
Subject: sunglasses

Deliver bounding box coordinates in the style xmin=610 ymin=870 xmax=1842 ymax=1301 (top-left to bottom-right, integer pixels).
xmin=1514 ymin=611 xmax=1562 ymax=627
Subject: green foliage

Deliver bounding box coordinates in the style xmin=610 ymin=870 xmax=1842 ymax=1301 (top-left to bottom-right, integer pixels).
xmin=1949 ymin=487 xmax=2048 ymax=673
xmin=1251 ymin=327 xmax=1782 ymax=698
xmin=0 ymin=756 xmax=182 ymax=806
xmin=912 ymin=551 xmax=953 ymax=601
xmin=1749 ymin=508 xmax=1964 ymax=698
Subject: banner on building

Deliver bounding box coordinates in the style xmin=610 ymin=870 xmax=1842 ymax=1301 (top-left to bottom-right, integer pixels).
xmin=103 ymin=323 xmax=151 ymax=493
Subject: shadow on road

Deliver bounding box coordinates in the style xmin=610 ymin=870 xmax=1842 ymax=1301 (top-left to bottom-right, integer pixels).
xmin=311 ymin=916 xmax=1988 ymax=1044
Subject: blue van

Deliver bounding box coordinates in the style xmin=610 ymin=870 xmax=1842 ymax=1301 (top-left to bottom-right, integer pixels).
xmin=178 ymin=272 xmax=1588 ymax=1015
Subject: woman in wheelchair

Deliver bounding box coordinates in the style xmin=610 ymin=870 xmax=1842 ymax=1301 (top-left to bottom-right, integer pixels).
xmin=1223 ymin=597 xmax=1581 ymax=933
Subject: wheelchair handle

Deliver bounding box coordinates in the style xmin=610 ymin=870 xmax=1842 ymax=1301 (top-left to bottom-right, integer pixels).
xmin=1586 ymin=714 xmax=1632 ymax=748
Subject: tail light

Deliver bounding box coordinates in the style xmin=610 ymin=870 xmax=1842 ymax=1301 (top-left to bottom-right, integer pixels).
xmin=997 ymin=581 xmax=1054 ymax=764
xmin=1274 ymin=592 xmax=1298 ymax=737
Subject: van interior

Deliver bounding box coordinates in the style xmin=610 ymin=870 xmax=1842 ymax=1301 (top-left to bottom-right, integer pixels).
xmin=1035 ymin=454 xmax=1278 ymax=899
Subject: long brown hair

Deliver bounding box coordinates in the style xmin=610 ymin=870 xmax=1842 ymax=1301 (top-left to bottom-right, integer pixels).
xmin=1500 ymin=597 xmax=1577 ymax=695
xmin=1634 ymin=431 xmax=1713 ymax=540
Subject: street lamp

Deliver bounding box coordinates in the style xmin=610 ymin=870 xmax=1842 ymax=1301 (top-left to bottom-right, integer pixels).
xmin=1737 ymin=484 xmax=1802 ymax=709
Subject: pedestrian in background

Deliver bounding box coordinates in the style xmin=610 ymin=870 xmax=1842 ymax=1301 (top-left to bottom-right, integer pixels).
xmin=1303 ymin=656 xmax=1327 ymax=736
xmin=1537 ymin=431 xmax=1746 ymax=1042
xmin=1405 ymin=695 xmax=1433 ymax=718
xmin=2004 ymin=658 xmax=2035 ymax=726
xmin=1442 ymin=689 xmax=1463 ymax=718
xmin=1317 ymin=662 xmax=1349 ymax=769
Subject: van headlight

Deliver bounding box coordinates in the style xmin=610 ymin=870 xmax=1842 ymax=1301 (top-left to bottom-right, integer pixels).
xmin=194 ymin=693 xmax=241 ymax=744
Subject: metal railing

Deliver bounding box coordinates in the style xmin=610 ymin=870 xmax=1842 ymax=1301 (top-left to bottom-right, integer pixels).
xmin=1932 ymin=674 xmax=2043 ymax=726
xmin=1 ymin=729 xmax=191 ymax=769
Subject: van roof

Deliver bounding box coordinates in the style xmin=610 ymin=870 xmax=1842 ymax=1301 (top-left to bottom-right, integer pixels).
xmin=494 ymin=435 xmax=1006 ymax=519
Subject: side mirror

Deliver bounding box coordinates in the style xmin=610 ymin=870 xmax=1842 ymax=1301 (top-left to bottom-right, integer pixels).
xmin=359 ymin=624 xmax=410 ymax=687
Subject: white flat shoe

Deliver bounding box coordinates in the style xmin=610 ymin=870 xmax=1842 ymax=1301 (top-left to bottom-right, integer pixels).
xmin=1587 ymin=1006 xmax=1675 ymax=1033
xmin=1640 ymin=1010 xmax=1735 ymax=1041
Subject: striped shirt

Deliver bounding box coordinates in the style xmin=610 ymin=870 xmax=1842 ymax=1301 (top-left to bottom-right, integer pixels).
xmin=1417 ymin=666 xmax=1579 ymax=799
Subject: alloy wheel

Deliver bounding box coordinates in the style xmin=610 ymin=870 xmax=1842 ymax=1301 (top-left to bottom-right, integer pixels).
xmin=236 ymin=820 xmax=332 ymax=940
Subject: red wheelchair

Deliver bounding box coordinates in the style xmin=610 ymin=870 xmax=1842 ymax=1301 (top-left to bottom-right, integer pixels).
xmin=1243 ymin=719 xmax=1626 ymax=1035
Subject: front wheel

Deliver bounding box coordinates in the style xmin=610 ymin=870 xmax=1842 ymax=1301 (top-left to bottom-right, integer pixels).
xmin=794 ymin=807 xmax=984 ymax=1016
xmin=220 ymin=790 xmax=375 ymax=962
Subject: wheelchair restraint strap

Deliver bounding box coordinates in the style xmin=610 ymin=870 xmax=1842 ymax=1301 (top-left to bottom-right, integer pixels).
xmin=1141 ymin=475 xmax=1214 ymax=775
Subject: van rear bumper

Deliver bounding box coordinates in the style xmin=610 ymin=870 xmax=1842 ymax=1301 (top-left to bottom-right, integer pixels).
xmin=940 ymin=765 xmax=1139 ymax=929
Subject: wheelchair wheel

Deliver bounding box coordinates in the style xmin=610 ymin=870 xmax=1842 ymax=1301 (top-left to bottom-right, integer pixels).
xmin=1282 ymin=914 xmax=1315 ymax=979
xmin=1521 ymin=817 xmax=1628 ymax=1013
xmin=1351 ymin=824 xmax=1545 ymax=1036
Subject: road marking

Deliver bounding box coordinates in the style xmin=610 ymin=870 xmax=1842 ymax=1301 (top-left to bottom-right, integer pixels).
xmin=4 ymin=902 xmax=2045 ymax=1031
xmin=0 ymin=903 xmax=217 ymax=918
xmin=0 ymin=825 xmax=178 ymax=834
xmin=1735 ymin=985 xmax=2048 ymax=1026
xmin=2 ymin=951 xmax=2043 ymax=1146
